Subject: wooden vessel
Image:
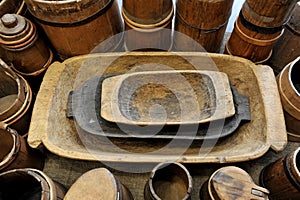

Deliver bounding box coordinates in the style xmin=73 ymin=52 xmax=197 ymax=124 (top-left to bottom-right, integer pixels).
xmin=0 ymin=0 xmax=26 ymax=17
xmin=260 ymin=147 xmax=300 ymax=200
xmin=0 ymin=168 xmax=66 ymax=199
xmin=277 ymin=57 xmax=300 ymax=141
xmin=64 ymin=168 xmax=133 ymax=200
xmin=225 ymin=13 xmax=284 ymax=64
xmin=269 ymin=2 xmax=300 ymax=74
xmin=242 ymin=0 xmax=298 ymax=28
xmin=174 ymin=0 xmax=234 ymax=52
xmin=0 ymin=123 xmax=44 ymax=172
xmin=0 ymin=14 xmax=53 ymax=76
xmin=200 ymin=166 xmax=269 ymax=200
xmin=122 ymin=0 xmax=173 ymax=25
xmin=24 ymin=0 xmax=124 ymax=60
xmin=101 ymin=70 xmax=235 ymax=125
xmin=0 ymin=59 xmax=33 ymax=135
xmin=27 ymin=52 xmax=287 ymax=163
xmin=144 ymin=162 xmax=192 ymax=200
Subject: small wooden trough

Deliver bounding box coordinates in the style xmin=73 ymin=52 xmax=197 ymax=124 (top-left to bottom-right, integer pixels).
xmin=28 ymin=52 xmax=287 ymax=163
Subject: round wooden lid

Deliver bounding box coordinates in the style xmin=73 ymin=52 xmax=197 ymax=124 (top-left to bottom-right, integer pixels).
xmin=64 ymin=168 xmax=120 ymax=200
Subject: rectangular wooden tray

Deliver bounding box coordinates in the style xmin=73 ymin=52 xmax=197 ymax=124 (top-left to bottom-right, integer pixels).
xmin=28 ymin=52 xmax=287 ymax=163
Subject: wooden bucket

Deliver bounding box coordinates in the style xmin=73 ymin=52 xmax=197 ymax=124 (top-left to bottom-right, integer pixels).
xmin=269 ymin=2 xmax=300 ymax=74
xmin=0 ymin=168 xmax=66 ymax=199
xmin=123 ymin=14 xmax=173 ymax=51
xmin=0 ymin=59 xmax=33 ymax=135
xmin=0 ymin=124 xmax=44 ymax=172
xmin=200 ymin=166 xmax=269 ymax=200
xmin=260 ymin=147 xmax=300 ymax=199
xmin=24 ymin=0 xmax=124 ymax=60
xmin=122 ymin=0 xmax=173 ymax=25
xmin=277 ymin=57 xmax=300 ymax=141
xmin=225 ymin=13 xmax=284 ymax=64
xmin=144 ymin=162 xmax=192 ymax=200
xmin=64 ymin=168 xmax=133 ymax=200
xmin=242 ymin=0 xmax=298 ymax=28
xmin=0 ymin=14 xmax=53 ymax=77
xmin=0 ymin=0 xmax=26 ymax=17
xmin=174 ymin=0 xmax=234 ymax=52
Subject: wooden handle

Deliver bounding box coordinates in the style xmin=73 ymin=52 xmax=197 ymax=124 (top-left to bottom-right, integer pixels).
xmin=255 ymin=65 xmax=287 ymax=152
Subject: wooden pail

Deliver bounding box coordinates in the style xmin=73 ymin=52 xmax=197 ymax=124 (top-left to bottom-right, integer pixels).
xmin=260 ymin=147 xmax=300 ymax=200
xmin=269 ymin=3 xmax=300 ymax=74
xmin=277 ymin=57 xmax=300 ymax=141
xmin=0 ymin=60 xmax=32 ymax=135
xmin=0 ymin=124 xmax=44 ymax=172
xmin=24 ymin=0 xmax=124 ymax=60
xmin=225 ymin=13 xmax=284 ymax=64
xmin=174 ymin=0 xmax=234 ymax=52
xmin=0 ymin=14 xmax=53 ymax=77
xmin=0 ymin=168 xmax=66 ymax=199
xmin=242 ymin=0 xmax=298 ymax=28
xmin=200 ymin=166 xmax=269 ymax=200
xmin=64 ymin=168 xmax=133 ymax=200
xmin=122 ymin=0 xmax=173 ymax=25
xmin=144 ymin=162 xmax=192 ymax=200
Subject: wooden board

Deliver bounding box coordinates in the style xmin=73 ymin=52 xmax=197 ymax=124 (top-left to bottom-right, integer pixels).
xmin=28 ymin=52 xmax=287 ymax=163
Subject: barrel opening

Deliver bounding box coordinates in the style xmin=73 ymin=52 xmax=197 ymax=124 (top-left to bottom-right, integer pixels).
xmin=0 ymin=69 xmax=18 ymax=113
xmin=0 ymin=171 xmax=43 ymax=199
xmin=296 ymin=148 xmax=300 ymax=174
xmin=0 ymin=129 xmax=14 ymax=163
xmin=291 ymin=58 xmax=300 ymax=94
xmin=152 ymin=163 xmax=190 ymax=200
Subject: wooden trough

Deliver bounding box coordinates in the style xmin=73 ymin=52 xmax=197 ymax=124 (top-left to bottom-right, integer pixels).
xmin=28 ymin=52 xmax=286 ymax=163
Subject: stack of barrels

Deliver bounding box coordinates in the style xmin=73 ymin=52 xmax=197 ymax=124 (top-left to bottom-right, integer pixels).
xmin=225 ymin=0 xmax=298 ymax=64
xmin=174 ymin=0 xmax=234 ymax=52
xmin=269 ymin=3 xmax=300 ymax=74
xmin=122 ymin=0 xmax=174 ymax=51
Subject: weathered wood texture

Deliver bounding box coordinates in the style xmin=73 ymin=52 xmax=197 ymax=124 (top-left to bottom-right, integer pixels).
xmin=101 ymin=71 xmax=234 ymax=125
xmin=225 ymin=14 xmax=283 ymax=64
xmin=28 ymin=52 xmax=286 ymax=163
xmin=200 ymin=166 xmax=269 ymax=200
xmin=269 ymin=3 xmax=300 ymax=74
xmin=24 ymin=0 xmax=124 ymax=60
xmin=0 ymin=14 xmax=52 ymax=76
xmin=64 ymin=168 xmax=133 ymax=200
xmin=260 ymin=147 xmax=300 ymax=200
xmin=144 ymin=162 xmax=192 ymax=200
xmin=122 ymin=0 xmax=173 ymax=25
xmin=242 ymin=0 xmax=298 ymax=28
xmin=277 ymin=57 xmax=300 ymax=141
xmin=174 ymin=0 xmax=233 ymax=52
xmin=0 ymin=168 xmax=66 ymax=200
xmin=0 ymin=127 xmax=44 ymax=172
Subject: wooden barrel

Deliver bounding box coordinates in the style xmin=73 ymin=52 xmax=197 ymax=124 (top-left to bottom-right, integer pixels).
xmin=225 ymin=13 xmax=284 ymax=64
xmin=200 ymin=166 xmax=269 ymax=200
xmin=122 ymin=0 xmax=173 ymax=25
xmin=144 ymin=162 xmax=192 ymax=200
xmin=0 ymin=59 xmax=33 ymax=135
xmin=0 ymin=124 xmax=44 ymax=172
xmin=260 ymin=147 xmax=300 ymax=200
xmin=0 ymin=168 xmax=66 ymax=199
xmin=269 ymin=3 xmax=300 ymax=74
xmin=242 ymin=0 xmax=298 ymax=28
xmin=174 ymin=0 xmax=234 ymax=52
xmin=24 ymin=0 xmax=124 ymax=60
xmin=123 ymin=13 xmax=173 ymax=51
xmin=277 ymin=57 xmax=300 ymax=141
xmin=0 ymin=0 xmax=26 ymax=17
xmin=64 ymin=168 xmax=133 ymax=200
xmin=0 ymin=14 xmax=53 ymax=77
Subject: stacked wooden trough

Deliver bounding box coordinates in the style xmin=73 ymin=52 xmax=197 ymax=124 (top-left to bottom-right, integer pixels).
xmin=0 ymin=0 xmax=299 ymax=199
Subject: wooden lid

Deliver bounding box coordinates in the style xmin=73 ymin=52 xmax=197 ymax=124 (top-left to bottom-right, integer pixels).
xmin=64 ymin=168 xmax=121 ymax=200
xmin=208 ymin=166 xmax=269 ymax=200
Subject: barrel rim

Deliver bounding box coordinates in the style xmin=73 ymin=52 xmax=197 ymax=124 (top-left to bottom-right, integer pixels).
xmin=288 ymin=57 xmax=300 ymax=96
